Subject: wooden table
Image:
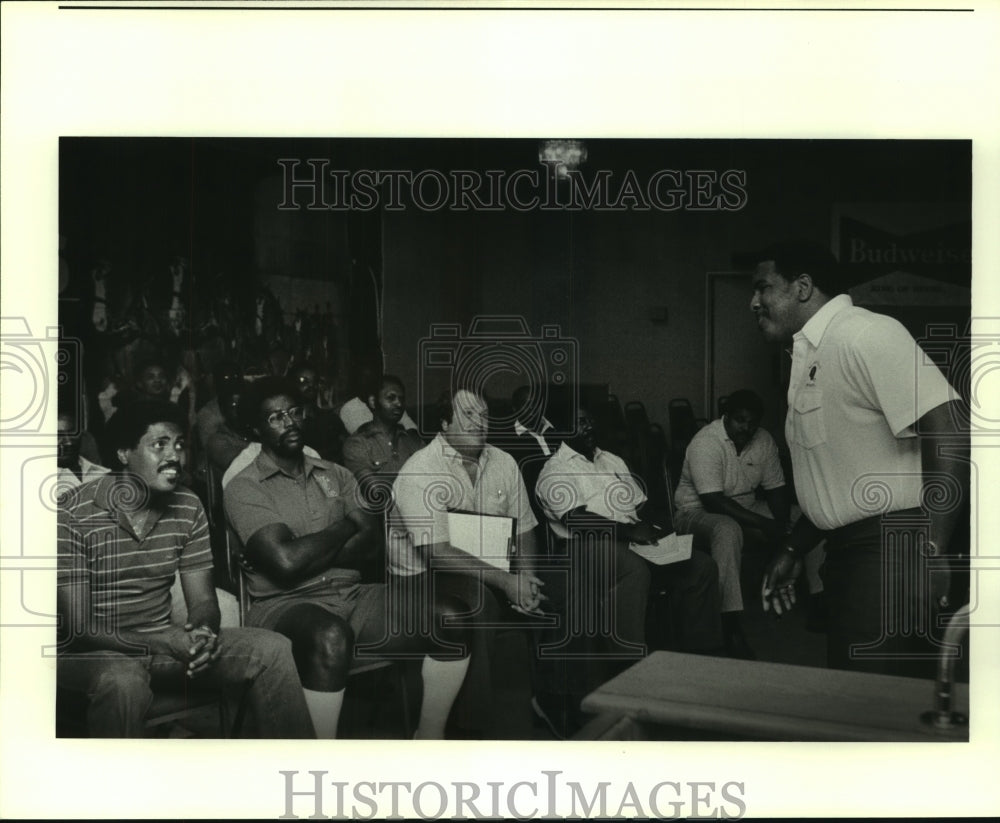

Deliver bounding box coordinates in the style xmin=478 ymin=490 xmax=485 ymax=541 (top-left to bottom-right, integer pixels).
xmin=578 ymin=651 xmax=968 ymax=742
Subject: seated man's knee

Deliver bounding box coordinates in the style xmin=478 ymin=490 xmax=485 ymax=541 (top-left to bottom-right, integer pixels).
xmin=444 ymin=577 xmax=499 ymax=624
xmin=618 ymin=545 xmax=652 ymax=589
xmin=430 ymin=593 xmax=472 ymax=658
xmin=475 ymin=582 xmax=502 ymax=623
xmin=91 ymin=658 xmax=151 ymax=702
xmin=711 ymin=516 xmax=744 ymax=553
xmin=289 ymin=613 xmax=355 ymax=688
xmin=237 ymin=627 xmax=296 ymax=667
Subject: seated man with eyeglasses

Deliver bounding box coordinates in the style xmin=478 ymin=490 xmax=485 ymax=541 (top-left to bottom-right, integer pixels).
xmin=223 ymin=377 xmax=471 ymax=739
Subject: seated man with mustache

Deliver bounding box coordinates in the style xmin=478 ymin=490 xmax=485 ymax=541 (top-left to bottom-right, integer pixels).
xmin=57 ymin=400 xmax=314 ymax=738
xmin=224 ymin=377 xmax=471 ymax=739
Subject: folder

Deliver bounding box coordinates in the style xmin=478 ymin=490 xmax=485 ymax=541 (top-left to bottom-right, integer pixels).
xmin=446 ymin=510 xmax=516 ymax=572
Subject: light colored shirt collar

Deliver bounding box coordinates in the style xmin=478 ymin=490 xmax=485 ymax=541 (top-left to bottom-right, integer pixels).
xmin=432 ymin=431 xmax=491 ymax=469
xmin=553 ymin=440 xmax=603 ymax=463
xmin=90 ymin=473 xmax=170 ymax=537
xmin=796 ymin=293 xmax=853 ymax=349
xmin=60 ymin=455 xmax=109 ymax=481
xmin=513 ymin=418 xmax=553 ymax=437
xmin=716 ymin=417 xmax=761 ymax=450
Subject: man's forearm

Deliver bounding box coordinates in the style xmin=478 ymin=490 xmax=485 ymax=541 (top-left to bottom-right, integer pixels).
xmin=185 ymin=601 xmax=222 ymax=633
xmin=421 ymin=540 xmax=518 ymax=591
xmin=785 ymin=515 xmax=825 ymax=556
xmin=511 ymin=528 xmax=540 ymax=570
xmin=265 ymin=518 xmax=360 ymax=585
xmin=331 ymin=526 xmax=378 ymax=571
xmin=63 ymin=623 xmax=183 ymax=658
xmin=763 ymin=487 xmax=791 ymax=526
xmin=563 ymin=507 xmax=639 ymax=540
xmin=922 ymin=442 xmax=969 ymax=554
xmin=701 ymin=493 xmax=776 ymax=533
xmin=919 ymin=400 xmax=969 ymax=555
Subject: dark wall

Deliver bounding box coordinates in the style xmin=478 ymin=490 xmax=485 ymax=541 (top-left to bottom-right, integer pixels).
xmin=60 ymin=138 xmax=971 ymax=430
xmin=381 ymin=140 xmax=971 ymax=429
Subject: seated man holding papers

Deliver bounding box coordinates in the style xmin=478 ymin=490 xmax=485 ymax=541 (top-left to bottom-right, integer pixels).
xmin=534 ymin=403 xmax=723 ymax=736
xmin=391 ymin=388 xmax=545 ymax=738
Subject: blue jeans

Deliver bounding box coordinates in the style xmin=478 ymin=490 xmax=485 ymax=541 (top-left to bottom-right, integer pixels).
xmin=57 ymin=627 xmax=314 ymax=737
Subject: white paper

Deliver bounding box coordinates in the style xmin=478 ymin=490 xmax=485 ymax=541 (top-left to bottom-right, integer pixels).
xmin=446 ymin=511 xmax=513 ymax=571
xmin=628 ymin=532 xmax=693 ymax=566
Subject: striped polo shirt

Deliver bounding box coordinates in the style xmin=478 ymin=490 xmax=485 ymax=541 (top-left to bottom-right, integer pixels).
xmin=57 ymin=474 xmax=213 ymax=633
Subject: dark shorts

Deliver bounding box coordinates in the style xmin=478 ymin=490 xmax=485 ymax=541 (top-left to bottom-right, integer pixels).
xmin=246 ymin=579 xmax=385 ymax=639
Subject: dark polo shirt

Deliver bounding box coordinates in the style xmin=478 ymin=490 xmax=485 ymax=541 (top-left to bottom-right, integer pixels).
xmin=223 ymin=450 xmax=362 ymax=600
xmin=342 ymin=421 xmax=424 ymax=479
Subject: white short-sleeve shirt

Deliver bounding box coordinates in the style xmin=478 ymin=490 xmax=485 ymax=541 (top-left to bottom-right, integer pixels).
xmin=786 ymin=294 xmax=955 ymax=530
xmin=390 ymin=433 xmax=537 ymax=576
xmin=536 ymin=442 xmax=647 ymax=540
xmin=673 ymin=418 xmax=785 ymax=513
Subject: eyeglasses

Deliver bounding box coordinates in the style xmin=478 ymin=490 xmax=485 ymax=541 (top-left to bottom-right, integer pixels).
xmin=265 ymin=406 xmax=304 ymax=429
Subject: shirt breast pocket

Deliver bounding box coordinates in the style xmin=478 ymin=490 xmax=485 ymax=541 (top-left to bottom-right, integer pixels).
xmin=324 ymin=496 xmax=346 ymax=523
xmin=481 ymin=488 xmax=508 ymax=517
xmin=792 ymin=389 xmax=827 ymax=449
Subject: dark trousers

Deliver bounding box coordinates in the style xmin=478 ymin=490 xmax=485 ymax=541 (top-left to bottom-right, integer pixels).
xmin=57 ymin=628 xmax=314 ymax=738
xmin=823 ymin=509 xmax=950 ymax=679
xmin=533 ymin=538 xmax=648 ymax=702
xmin=647 ymin=550 xmax=723 ymax=654
xmin=371 ymin=570 xmax=501 ymax=736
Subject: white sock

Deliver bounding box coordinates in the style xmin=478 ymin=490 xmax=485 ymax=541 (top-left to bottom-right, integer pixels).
xmin=302 ymin=687 xmax=344 ymax=739
xmin=414 ymin=656 xmax=470 ymax=740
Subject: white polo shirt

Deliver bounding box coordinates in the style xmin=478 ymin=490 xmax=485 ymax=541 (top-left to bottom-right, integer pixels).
xmin=339 ymin=397 xmax=417 ymax=435
xmin=390 ymin=433 xmax=537 ymax=575
xmin=514 ymin=417 xmax=554 ymax=456
xmin=536 ymin=442 xmax=647 ymax=539
xmin=786 ymin=294 xmax=955 ymax=530
xmin=56 ymin=457 xmax=110 ymax=501
xmin=674 ymin=418 xmax=785 ymax=513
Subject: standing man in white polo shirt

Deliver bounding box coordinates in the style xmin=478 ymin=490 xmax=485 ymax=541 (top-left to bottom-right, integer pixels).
xmin=748 ymin=240 xmax=967 ymax=676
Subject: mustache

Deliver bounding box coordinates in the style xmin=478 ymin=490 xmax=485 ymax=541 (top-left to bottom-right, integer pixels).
xmin=158 ymin=461 xmax=182 ymax=472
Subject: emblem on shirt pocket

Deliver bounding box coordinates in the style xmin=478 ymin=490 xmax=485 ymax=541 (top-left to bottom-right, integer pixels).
xmin=807 ymin=361 xmax=820 ymax=385
xmin=316 ymin=474 xmax=340 ymax=498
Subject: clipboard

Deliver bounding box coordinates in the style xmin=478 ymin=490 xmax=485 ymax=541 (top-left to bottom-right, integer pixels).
xmin=446 ymin=509 xmax=516 ymax=572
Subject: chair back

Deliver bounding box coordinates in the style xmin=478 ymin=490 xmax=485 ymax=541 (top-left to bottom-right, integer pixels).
xmin=224 ymin=526 xmax=252 ymax=626
xmin=662 ymin=459 xmax=679 ymax=534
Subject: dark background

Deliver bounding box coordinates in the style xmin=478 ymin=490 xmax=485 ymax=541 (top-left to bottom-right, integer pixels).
xmin=59 ymin=138 xmax=972 ymax=435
